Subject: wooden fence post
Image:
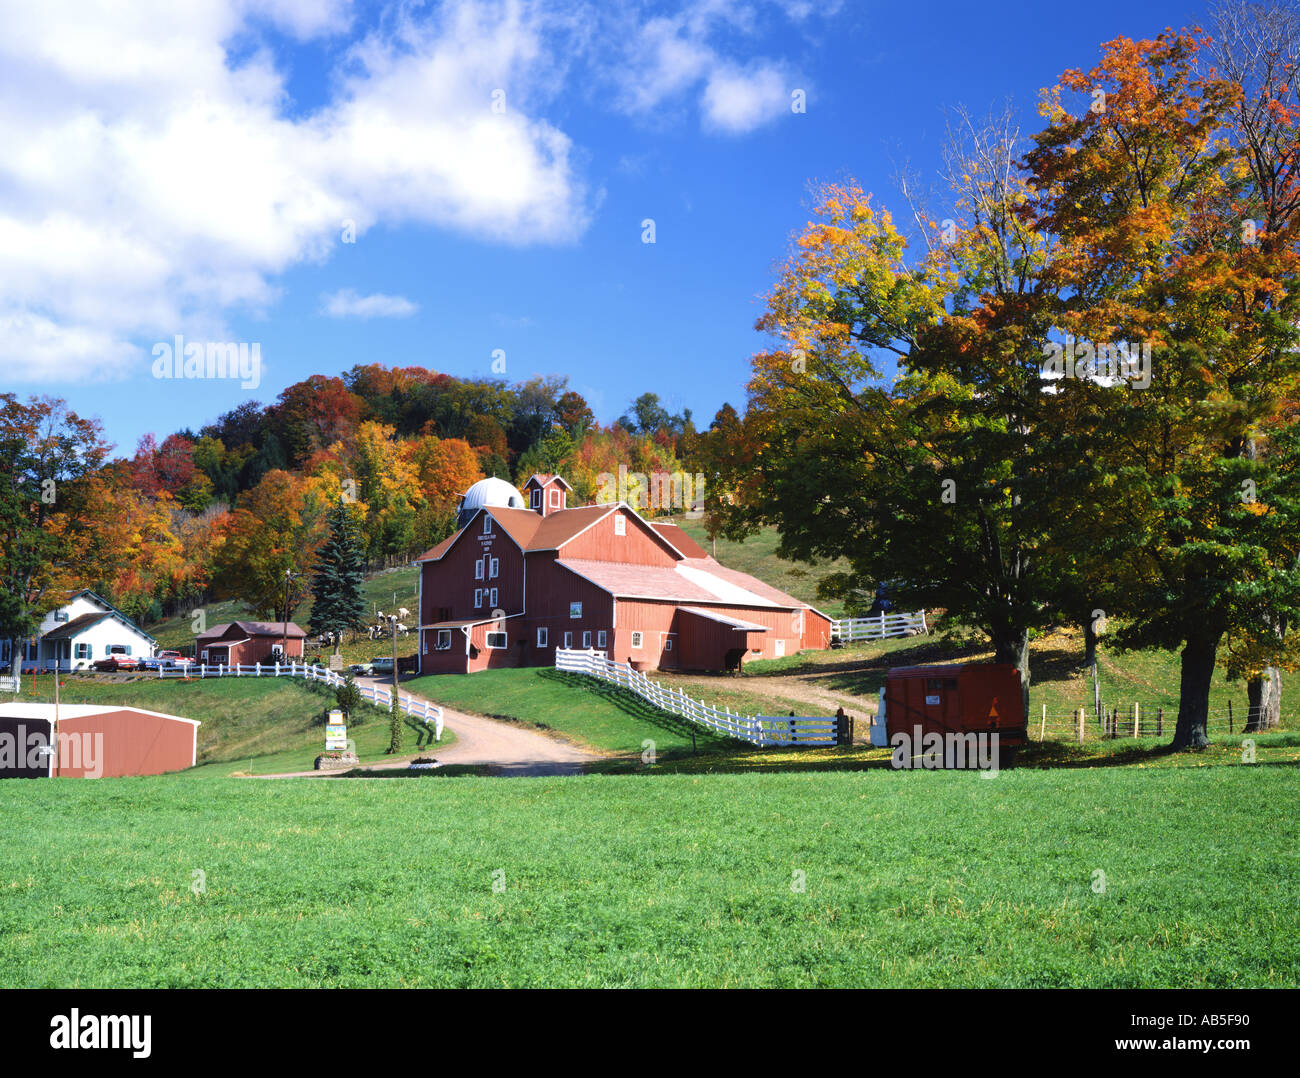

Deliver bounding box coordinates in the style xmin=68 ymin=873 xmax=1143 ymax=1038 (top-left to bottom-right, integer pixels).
xmin=1133 ymin=702 xmax=1140 ymax=738
xmin=1040 ymin=703 xmax=1047 ymax=742
xmin=1157 ymin=707 xmax=1163 ymax=736
xmin=1228 ymin=699 xmax=1233 ymax=734
xmin=1077 ymin=707 xmax=1084 ymax=745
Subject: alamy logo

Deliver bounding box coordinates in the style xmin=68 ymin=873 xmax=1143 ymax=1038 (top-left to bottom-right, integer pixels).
xmin=0 ymin=726 xmax=103 ymax=777
xmin=890 ymin=725 xmax=1000 ymax=771
xmin=50 ymin=1010 xmax=151 ymax=1058
xmin=152 ymin=334 xmax=261 ymax=389
xmin=1041 ymin=337 xmax=1151 ymax=389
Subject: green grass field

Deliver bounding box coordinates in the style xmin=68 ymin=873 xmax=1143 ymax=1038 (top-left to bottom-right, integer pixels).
xmin=1 ymin=674 xmax=451 ymax=776
xmin=1 ymin=763 xmax=1295 ymax=987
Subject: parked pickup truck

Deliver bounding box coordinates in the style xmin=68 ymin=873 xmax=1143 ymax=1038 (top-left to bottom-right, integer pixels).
xmin=139 ymin=650 xmax=195 ymax=671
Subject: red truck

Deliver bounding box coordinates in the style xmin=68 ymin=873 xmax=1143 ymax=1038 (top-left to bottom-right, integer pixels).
xmin=872 ymin=662 xmax=1028 ymax=768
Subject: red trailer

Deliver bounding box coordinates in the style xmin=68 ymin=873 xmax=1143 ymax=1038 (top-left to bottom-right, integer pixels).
xmin=872 ymin=662 xmax=1027 ymax=766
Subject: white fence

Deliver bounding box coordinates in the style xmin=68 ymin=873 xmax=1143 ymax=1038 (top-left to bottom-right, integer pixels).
xmin=831 ymin=610 xmax=927 ymax=642
xmin=153 ymin=661 xmax=443 ymax=739
xmin=0 ymin=676 xmax=16 ymax=693
xmin=555 ymin=648 xmax=837 ymax=747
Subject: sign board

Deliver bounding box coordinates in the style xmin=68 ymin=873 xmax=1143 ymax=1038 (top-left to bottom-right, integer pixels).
xmin=325 ymin=723 xmax=348 ymax=750
xmin=329 ymin=654 xmax=343 ymax=671
xmin=925 ymin=695 xmax=941 ymax=706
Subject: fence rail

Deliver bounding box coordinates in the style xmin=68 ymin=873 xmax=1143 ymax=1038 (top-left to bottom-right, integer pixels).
xmin=154 ymin=661 xmax=444 ymax=739
xmin=0 ymin=676 xmax=16 ymax=693
xmin=831 ymin=611 xmax=928 ymax=642
xmin=1032 ymin=701 xmax=1279 ymax=743
xmin=555 ymin=648 xmax=837 ymax=747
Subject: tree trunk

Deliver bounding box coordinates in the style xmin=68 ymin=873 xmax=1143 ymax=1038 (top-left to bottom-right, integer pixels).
xmin=1244 ymin=667 xmax=1281 ymax=732
xmin=1172 ymin=626 xmax=1223 ymax=749
xmin=992 ymin=625 xmax=1031 ymax=723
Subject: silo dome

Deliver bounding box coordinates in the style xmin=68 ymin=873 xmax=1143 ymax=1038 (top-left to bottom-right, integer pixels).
xmin=456 ymin=477 xmax=527 ymax=528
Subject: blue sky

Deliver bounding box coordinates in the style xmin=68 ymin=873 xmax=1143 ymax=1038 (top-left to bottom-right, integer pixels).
xmin=0 ymin=0 xmax=1209 ymax=457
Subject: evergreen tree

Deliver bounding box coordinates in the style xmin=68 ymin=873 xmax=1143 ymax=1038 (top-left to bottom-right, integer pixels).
xmin=308 ymin=500 xmax=367 ymax=654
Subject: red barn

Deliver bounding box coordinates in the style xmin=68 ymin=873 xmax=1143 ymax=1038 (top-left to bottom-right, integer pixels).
xmin=195 ymin=621 xmax=306 ymax=666
xmin=415 ymin=474 xmax=833 ymax=674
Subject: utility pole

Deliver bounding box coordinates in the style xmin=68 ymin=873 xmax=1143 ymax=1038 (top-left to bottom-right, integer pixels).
xmin=282 ymin=569 xmax=300 ymax=660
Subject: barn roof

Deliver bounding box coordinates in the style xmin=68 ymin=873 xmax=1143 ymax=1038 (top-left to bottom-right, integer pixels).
xmin=650 ymin=522 xmax=708 ymax=559
xmin=195 ymin=620 xmax=306 ymax=642
xmin=557 ymin=558 xmax=802 ymax=609
xmin=0 ymin=703 xmax=201 ymax=726
xmin=678 ymin=607 xmax=771 ymax=631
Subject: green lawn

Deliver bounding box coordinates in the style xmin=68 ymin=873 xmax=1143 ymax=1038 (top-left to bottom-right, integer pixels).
xmin=1 ymin=763 xmax=1295 ymax=987
xmin=2 ymin=674 xmax=451 ymax=777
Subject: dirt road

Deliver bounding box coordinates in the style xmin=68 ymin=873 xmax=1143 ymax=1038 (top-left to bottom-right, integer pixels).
xmin=254 ymin=676 xmax=600 ymax=779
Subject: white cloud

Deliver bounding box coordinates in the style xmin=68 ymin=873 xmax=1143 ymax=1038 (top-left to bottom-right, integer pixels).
xmin=0 ymin=0 xmax=589 ymax=381
xmin=322 ymin=289 xmax=418 ymax=319
xmin=607 ymin=0 xmax=808 ymax=134
xmin=701 ymin=62 xmax=792 ymax=134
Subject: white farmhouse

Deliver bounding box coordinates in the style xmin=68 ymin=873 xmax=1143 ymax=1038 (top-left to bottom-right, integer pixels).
xmin=0 ymin=590 xmax=157 ymax=672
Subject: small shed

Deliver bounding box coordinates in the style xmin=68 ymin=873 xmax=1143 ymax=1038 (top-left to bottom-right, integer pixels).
xmin=876 ymin=663 xmax=1027 ymax=747
xmin=0 ymin=704 xmax=200 ymax=778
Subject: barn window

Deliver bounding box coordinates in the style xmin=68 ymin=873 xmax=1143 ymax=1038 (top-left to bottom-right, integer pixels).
xmin=482 ymin=514 xmax=492 ymax=534
xmin=597 ymin=630 xmax=607 ymax=648
xmin=631 ymin=631 xmax=643 ymax=649
xmin=531 ymin=488 xmax=541 ymax=509
xmin=474 ymin=588 xmax=483 ymax=608
xmin=664 ymin=637 xmax=673 ymax=652
xmin=486 ymin=632 xmax=507 ymax=649
xmin=475 ymin=559 xmax=484 ymax=580
xmin=436 ymin=630 xmax=451 ymax=650
xmin=564 ymin=631 xmax=573 ymax=648
xmin=582 ymin=630 xmax=591 ymax=648
xmin=489 ymin=557 xmax=499 ymax=579
xmin=489 ymin=588 xmax=498 ymax=607
xmin=614 ymin=515 xmax=626 ymax=536
xmin=536 ymin=627 xmax=548 ymax=647
xmin=550 ymin=489 xmax=561 ymax=508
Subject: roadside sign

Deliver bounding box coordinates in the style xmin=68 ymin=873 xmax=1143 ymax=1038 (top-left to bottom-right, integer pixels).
xmin=325 ymin=723 xmax=348 ymax=750
xmin=329 ymin=654 xmax=343 ymax=671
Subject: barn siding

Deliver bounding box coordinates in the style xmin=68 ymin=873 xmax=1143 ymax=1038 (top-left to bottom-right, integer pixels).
xmin=556 ymin=508 xmax=678 ymax=566
xmin=420 ymin=513 xmax=524 ymax=628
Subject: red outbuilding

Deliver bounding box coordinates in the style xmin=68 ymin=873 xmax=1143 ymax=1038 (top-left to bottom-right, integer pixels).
xmin=415 ymin=474 xmax=834 ymax=675
xmin=0 ymin=704 xmax=200 ymax=778
xmin=195 ymin=621 xmax=306 ymax=666
xmin=874 ymin=662 xmax=1028 ymax=762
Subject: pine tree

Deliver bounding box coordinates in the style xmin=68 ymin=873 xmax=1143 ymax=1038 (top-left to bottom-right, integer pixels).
xmin=308 ymin=500 xmax=366 ymax=654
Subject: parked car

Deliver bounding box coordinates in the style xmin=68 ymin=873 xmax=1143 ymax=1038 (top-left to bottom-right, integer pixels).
xmin=348 ymin=662 xmax=374 ymax=677
xmin=93 ymin=654 xmax=140 ymax=672
xmin=369 ymin=657 xmax=396 ymax=675
xmin=139 ymin=649 xmax=190 ymax=670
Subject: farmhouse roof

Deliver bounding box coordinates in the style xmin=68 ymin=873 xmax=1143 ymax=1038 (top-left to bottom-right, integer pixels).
xmin=523 ymin=473 xmax=573 ymax=490
xmin=42 ymin=608 xmax=156 ymax=643
xmin=556 ymin=558 xmax=802 ymax=609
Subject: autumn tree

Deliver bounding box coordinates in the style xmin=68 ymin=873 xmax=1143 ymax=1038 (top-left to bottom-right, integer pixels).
xmin=210 ymin=470 xmax=332 ymax=620
xmin=0 ymin=396 xmax=110 ymax=683
xmin=1026 ymin=29 xmax=1300 ymax=747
